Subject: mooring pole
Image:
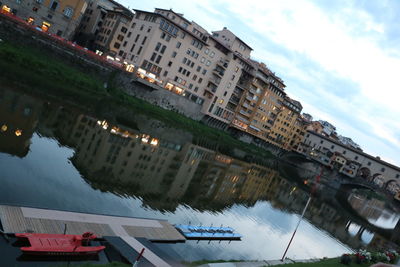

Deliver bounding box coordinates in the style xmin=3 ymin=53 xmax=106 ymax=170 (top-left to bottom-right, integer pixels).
xmin=133 ymin=248 xmax=145 ymax=267
xmin=280 ymin=168 xmax=323 ymax=261
xmin=280 ymin=196 xmax=312 ymax=261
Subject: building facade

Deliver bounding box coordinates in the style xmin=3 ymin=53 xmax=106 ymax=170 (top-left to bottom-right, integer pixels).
xmin=1 ymin=0 xmax=88 ymax=39
xmin=73 ymin=0 xmax=123 ymax=48
xmin=298 ymin=130 xmax=400 ymax=192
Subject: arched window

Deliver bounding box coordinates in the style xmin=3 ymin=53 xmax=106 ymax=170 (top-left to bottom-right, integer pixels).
xmin=64 ymin=7 xmax=74 ymax=18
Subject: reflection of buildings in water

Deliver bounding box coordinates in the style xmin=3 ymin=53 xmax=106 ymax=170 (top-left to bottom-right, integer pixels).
xmin=0 ymin=89 xmax=41 ymax=157
xmin=348 ymin=193 xmax=385 ymax=220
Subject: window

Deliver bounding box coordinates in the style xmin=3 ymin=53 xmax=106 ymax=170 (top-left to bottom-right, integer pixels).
xmin=131 ymin=22 xmax=136 ymax=29
xmin=121 ymin=26 xmax=127 ymax=33
xmin=167 ymin=61 xmax=172 ymax=67
xmin=127 ymin=32 xmax=132 ymax=38
xmin=155 ymin=42 xmax=161 ymax=51
xmin=172 ymin=51 xmax=177 ymax=58
xmin=381 ymin=167 xmax=385 ymax=172
xmin=205 ymin=48 xmax=209 ymax=54
xmin=354 ymin=156 xmax=358 ymax=160
xmin=141 ymin=36 xmax=147 ymax=45
xmin=206 ymin=60 xmax=211 ymax=66
xmin=150 ymin=53 xmax=156 ymax=61
xmin=320 ymin=140 xmax=324 ymax=144
xmin=367 ymin=162 xmax=371 ymax=166
xmin=147 ymin=26 xmax=152 ymax=32
xmin=166 ymin=35 xmax=171 ymax=41
xmin=50 ymin=0 xmax=58 ymax=10
xmin=198 ymin=78 xmax=203 ymax=84
xmin=64 ymin=7 xmax=74 ymax=18
xmin=396 ymin=174 xmax=399 ymax=179
xmin=140 ymin=24 xmax=144 ymax=31
xmin=160 ymin=45 xmax=166 ymax=54
xmin=113 ymin=42 xmax=121 ymax=49
xmin=163 ymin=71 xmax=168 ymax=77
xmin=134 ymin=34 xmax=140 ymax=42
xmin=200 ymin=57 xmax=205 ymax=63
xmin=343 ymin=150 xmax=347 ymax=155
xmin=117 ymin=34 xmax=124 ymax=41
xmin=331 ymin=145 xmax=334 ymax=149
xmin=137 ymin=46 xmax=142 ymax=55
xmin=176 ymin=42 xmax=181 ymax=48
xmin=130 ymin=44 xmax=135 ymax=52
xmin=123 ymin=41 xmax=127 ymax=47
xmin=210 ymin=51 xmax=215 ymax=57
xmin=202 ymin=69 xmax=207 ymax=75
xmin=155 ymin=55 xmax=162 ymax=64
xmin=196 ymin=66 xmax=201 ymax=72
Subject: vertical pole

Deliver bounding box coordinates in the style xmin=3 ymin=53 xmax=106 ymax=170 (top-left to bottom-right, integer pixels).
xmin=133 ymin=248 xmax=145 ymax=267
xmin=280 ymin=168 xmax=323 ymax=261
xmin=281 ymin=196 xmax=312 ymax=261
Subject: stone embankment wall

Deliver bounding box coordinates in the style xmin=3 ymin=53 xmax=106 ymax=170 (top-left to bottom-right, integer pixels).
xmin=117 ymin=75 xmax=203 ymax=121
xmin=0 ymin=14 xmax=203 ymax=121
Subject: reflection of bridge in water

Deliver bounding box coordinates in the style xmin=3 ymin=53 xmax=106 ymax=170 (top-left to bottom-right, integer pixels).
xmin=335 ymin=183 xmax=400 ymax=246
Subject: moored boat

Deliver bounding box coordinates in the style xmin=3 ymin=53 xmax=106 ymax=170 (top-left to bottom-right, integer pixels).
xmin=15 ymin=232 xmax=105 ymax=256
xmin=175 ymin=224 xmax=242 ymax=241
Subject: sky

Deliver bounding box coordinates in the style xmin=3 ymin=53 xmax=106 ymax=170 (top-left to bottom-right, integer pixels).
xmin=118 ymin=0 xmax=400 ymax=166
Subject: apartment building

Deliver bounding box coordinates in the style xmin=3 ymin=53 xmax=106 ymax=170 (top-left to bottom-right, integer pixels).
xmin=73 ymin=0 xmax=123 ymax=48
xmin=230 ymin=61 xmax=287 ymax=144
xmin=93 ymin=6 xmax=133 ymax=55
xmin=1 ymin=0 xmax=87 ymax=39
xmin=98 ymin=8 xmax=255 ymax=125
xmin=268 ymin=96 xmax=304 ymax=150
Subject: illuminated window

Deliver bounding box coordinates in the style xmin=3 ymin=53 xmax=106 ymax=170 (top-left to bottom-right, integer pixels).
xmin=1 ymin=125 xmax=7 ymax=132
xmin=15 ymin=129 xmax=22 ymax=136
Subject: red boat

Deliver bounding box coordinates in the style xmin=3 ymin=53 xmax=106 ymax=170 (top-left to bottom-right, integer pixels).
xmin=15 ymin=232 xmax=105 ymax=256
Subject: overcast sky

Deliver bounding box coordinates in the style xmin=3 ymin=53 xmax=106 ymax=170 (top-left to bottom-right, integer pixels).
xmin=119 ymin=0 xmax=400 ymax=166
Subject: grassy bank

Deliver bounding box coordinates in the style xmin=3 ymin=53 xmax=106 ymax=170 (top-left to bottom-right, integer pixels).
xmin=0 ymin=39 xmax=273 ymax=158
xmin=272 ymin=258 xmax=371 ymax=267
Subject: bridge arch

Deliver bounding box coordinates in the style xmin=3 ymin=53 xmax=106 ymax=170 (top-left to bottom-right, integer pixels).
xmin=372 ymin=173 xmax=385 ymax=187
xmin=358 ymin=167 xmax=371 ymax=179
xmin=385 ymin=180 xmax=400 ymax=194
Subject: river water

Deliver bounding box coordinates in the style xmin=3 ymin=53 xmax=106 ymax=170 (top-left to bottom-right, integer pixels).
xmin=0 ymin=87 xmax=397 ymax=261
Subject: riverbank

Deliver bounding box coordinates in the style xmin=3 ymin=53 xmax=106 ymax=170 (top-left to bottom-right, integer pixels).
xmin=0 ymin=39 xmax=273 ymax=159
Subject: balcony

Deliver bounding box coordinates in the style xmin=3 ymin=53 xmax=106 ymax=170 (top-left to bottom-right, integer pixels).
xmin=245 ymin=95 xmax=253 ymax=101
xmin=217 ymin=60 xmax=229 ymax=69
xmin=206 ymin=82 xmax=217 ymax=93
xmin=242 ymin=102 xmax=250 ymax=109
xmin=213 ymin=68 xmax=224 ymax=77
xmin=229 ymin=95 xmax=240 ymax=104
xmin=239 ymin=109 xmax=251 ymax=117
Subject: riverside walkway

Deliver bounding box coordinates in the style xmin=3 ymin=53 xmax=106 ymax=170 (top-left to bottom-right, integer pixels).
xmin=0 ymin=205 xmax=185 ymax=266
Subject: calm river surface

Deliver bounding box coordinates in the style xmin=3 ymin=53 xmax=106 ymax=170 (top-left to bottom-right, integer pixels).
xmin=0 ymin=87 xmax=396 ymax=261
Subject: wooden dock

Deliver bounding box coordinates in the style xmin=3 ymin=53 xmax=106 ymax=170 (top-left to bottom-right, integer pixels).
xmin=0 ymin=205 xmax=185 ymax=266
xmin=0 ymin=205 xmax=184 ymax=242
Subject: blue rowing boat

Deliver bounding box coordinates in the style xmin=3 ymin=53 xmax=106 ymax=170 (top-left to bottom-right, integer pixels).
xmin=174 ymin=224 xmax=242 ymax=241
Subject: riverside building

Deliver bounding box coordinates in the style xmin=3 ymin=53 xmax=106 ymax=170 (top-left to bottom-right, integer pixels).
xmin=73 ymin=0 xmax=128 ymax=49
xmin=95 ymin=8 xmax=254 ymax=126
xmin=92 ymin=6 xmax=308 ymax=151
xmin=1 ymin=0 xmax=88 ymax=39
